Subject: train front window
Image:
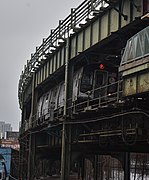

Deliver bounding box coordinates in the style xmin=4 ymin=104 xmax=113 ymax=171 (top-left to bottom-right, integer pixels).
xmin=80 ymin=72 xmax=93 ymax=93
xmin=94 ymin=71 xmax=107 ymax=88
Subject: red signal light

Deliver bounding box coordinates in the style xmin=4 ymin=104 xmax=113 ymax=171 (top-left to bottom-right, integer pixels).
xmin=99 ymin=63 xmax=105 ymax=70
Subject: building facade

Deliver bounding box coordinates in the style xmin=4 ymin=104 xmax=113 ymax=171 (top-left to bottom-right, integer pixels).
xmin=0 ymin=121 xmax=12 ymax=139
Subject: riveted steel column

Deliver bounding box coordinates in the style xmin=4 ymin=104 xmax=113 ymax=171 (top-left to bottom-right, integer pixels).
xmin=61 ymin=32 xmax=72 ymax=180
xmin=124 ymin=152 xmax=130 ymax=180
xmin=28 ymin=133 xmax=36 ymax=180
xmin=27 ymin=72 xmax=37 ymax=179
xmin=94 ymin=155 xmax=98 ymax=180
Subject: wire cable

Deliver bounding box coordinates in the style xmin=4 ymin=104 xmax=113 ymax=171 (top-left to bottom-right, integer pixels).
xmin=8 ymin=174 xmax=18 ymax=180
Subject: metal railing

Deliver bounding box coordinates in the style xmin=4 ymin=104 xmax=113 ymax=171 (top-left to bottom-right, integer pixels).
xmin=69 ymin=80 xmax=122 ymax=113
xmin=20 ymin=80 xmax=122 ymax=134
xmin=18 ymin=0 xmax=110 ymax=108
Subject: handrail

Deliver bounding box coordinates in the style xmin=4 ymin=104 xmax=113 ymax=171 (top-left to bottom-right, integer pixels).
xmin=18 ymin=0 xmax=110 ymax=108
xmin=20 ymin=80 xmax=122 ymax=134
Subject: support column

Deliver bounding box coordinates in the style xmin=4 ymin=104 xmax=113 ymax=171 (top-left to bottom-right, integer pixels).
xmin=61 ymin=123 xmax=71 ymax=180
xmin=99 ymin=155 xmax=104 ymax=180
xmin=124 ymin=152 xmax=130 ymax=180
xmin=27 ymin=72 xmax=37 ymax=179
xmin=61 ymin=122 xmax=67 ymax=180
xmin=28 ymin=133 xmax=36 ymax=180
xmin=61 ymin=32 xmax=72 ymax=180
xmin=94 ymin=155 xmax=98 ymax=180
xmin=28 ymin=134 xmax=32 ymax=179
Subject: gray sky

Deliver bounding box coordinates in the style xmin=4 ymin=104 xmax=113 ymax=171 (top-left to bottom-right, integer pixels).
xmin=0 ymin=0 xmax=83 ymax=131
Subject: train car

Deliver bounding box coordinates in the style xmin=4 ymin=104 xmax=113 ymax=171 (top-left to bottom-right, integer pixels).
xmin=119 ymin=25 xmax=149 ymax=97
xmin=73 ymin=63 xmax=117 ymax=102
xmin=37 ymin=82 xmax=65 ymax=121
xmin=36 ymin=62 xmax=118 ymax=121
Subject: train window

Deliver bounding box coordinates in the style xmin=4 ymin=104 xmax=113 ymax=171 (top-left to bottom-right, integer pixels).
xmin=45 ymin=93 xmax=49 ymax=102
xmin=127 ymin=40 xmax=134 ymax=61
xmin=95 ymin=71 xmax=104 ymax=87
xmin=75 ymin=74 xmax=79 ymax=86
xmin=95 ymin=71 xmax=107 ymax=88
xmin=145 ymin=32 xmax=149 ymax=54
xmin=80 ymin=72 xmax=93 ymax=93
xmin=53 ymin=87 xmax=58 ymax=97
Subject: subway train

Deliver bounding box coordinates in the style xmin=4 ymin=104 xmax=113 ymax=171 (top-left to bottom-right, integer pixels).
xmin=37 ymin=63 xmax=118 ymax=120
xmin=36 ymin=25 xmax=149 ymax=121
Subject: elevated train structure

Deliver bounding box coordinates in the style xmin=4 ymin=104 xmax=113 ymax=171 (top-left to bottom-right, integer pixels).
xmin=18 ymin=0 xmax=149 ymax=179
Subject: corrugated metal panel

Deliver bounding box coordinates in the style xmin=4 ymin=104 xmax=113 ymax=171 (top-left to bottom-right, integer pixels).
xmin=84 ymin=26 xmax=91 ymax=50
xmin=92 ymin=20 xmax=99 ymax=45
xmin=110 ymin=8 xmax=119 ymax=33
xmin=35 ymin=73 xmax=38 ymax=87
xmin=77 ymin=31 xmax=83 ymax=54
xmin=41 ymin=66 xmax=44 ymax=82
xmin=57 ymin=50 xmax=61 ymax=69
xmin=61 ymin=47 xmax=65 ymax=66
xmin=121 ymin=0 xmax=130 ymax=27
xmin=38 ymin=70 xmax=40 ymax=85
xmin=46 ymin=61 xmax=49 ymax=78
xmin=43 ymin=66 xmax=45 ymax=81
xmin=100 ymin=14 xmax=108 ymax=40
xmin=49 ymin=58 xmax=53 ymax=74
xmin=121 ymin=0 xmax=143 ymax=27
xmin=53 ymin=54 xmax=57 ymax=72
xmin=71 ymin=36 xmax=77 ymax=58
xmin=38 ymin=69 xmax=40 ymax=84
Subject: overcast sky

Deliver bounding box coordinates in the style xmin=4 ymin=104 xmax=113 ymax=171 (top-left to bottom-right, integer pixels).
xmin=0 ymin=0 xmax=83 ymax=131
